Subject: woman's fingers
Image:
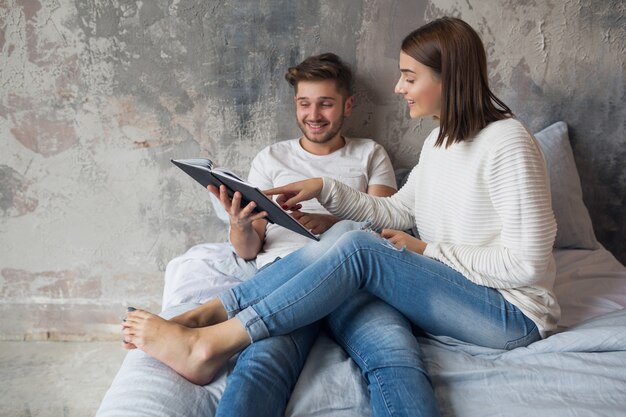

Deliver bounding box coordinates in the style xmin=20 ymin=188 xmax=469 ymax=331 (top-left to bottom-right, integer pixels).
xmin=282 ymin=193 xmax=308 ymax=210
xmin=264 ymin=178 xmax=323 ymax=208
xmin=381 ymin=229 xmax=399 ymax=239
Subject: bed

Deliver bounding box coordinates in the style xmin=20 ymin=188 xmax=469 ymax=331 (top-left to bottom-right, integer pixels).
xmin=96 ymin=122 xmax=626 ymax=416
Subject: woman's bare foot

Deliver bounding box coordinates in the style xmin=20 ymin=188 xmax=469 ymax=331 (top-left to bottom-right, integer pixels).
xmin=169 ymin=298 xmax=229 ymax=328
xmin=122 ymin=309 xmax=249 ymax=385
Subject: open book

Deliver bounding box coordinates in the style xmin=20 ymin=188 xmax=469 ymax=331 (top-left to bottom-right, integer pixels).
xmin=171 ymin=158 xmax=319 ymax=241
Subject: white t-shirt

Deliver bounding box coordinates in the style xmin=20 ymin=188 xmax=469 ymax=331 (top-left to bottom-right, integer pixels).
xmin=247 ymin=137 xmax=396 ymax=268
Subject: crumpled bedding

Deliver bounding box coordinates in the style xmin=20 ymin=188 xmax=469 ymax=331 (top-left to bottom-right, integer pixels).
xmin=97 ymin=247 xmax=626 ymax=417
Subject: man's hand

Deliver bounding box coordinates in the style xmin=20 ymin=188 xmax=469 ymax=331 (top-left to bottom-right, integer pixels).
xmin=291 ymin=211 xmax=339 ymax=235
xmin=207 ymin=184 xmax=267 ymax=230
xmin=380 ymin=229 xmax=427 ymax=255
xmin=264 ymin=178 xmax=324 ymax=210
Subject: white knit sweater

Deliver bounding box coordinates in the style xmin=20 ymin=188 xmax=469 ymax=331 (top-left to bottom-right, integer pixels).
xmin=319 ymin=118 xmax=560 ymax=334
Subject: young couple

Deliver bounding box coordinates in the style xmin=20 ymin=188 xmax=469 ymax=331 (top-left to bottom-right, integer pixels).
xmin=123 ymin=17 xmax=559 ymax=417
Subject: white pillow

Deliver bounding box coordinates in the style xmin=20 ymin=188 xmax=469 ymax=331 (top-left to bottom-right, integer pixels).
xmin=533 ymin=121 xmax=599 ymax=249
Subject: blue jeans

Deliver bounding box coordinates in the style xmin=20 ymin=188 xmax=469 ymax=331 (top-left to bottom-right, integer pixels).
xmin=217 ymin=221 xmax=435 ymax=417
xmin=220 ymin=222 xmax=541 ymax=416
xmin=215 ymin=323 xmax=320 ymax=417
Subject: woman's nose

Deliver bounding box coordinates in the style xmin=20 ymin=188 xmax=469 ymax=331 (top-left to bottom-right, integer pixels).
xmin=394 ymin=79 xmax=404 ymax=94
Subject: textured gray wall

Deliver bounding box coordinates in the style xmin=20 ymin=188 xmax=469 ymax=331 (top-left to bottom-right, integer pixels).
xmin=1 ymin=0 xmax=624 ymax=340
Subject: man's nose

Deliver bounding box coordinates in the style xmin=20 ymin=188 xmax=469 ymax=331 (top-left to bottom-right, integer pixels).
xmin=310 ymin=105 xmax=321 ymax=119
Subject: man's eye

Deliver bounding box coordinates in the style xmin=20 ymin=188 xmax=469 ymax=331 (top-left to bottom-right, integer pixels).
xmin=321 ymin=102 xmax=333 ymax=107
xmin=299 ymin=103 xmax=310 ymax=107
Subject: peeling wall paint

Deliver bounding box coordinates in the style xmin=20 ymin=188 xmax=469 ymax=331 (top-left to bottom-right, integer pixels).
xmin=1 ymin=0 xmax=624 ymax=340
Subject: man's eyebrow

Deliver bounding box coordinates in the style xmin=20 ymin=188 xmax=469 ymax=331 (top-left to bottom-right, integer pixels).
xmin=296 ymin=96 xmax=337 ymax=101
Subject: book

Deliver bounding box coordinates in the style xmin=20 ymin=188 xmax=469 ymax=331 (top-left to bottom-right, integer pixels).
xmin=171 ymin=158 xmax=320 ymax=241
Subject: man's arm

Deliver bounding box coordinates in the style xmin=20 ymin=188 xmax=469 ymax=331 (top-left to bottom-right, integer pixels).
xmin=230 ymin=218 xmax=267 ymax=261
xmin=207 ymin=184 xmax=268 ymax=261
xmin=367 ymin=184 xmax=396 ymax=198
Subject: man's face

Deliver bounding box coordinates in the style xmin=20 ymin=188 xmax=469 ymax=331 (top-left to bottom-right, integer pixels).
xmin=295 ymin=80 xmax=353 ymax=144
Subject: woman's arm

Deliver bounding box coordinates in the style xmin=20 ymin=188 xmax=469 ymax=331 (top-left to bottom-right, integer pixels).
xmin=290 ymin=183 xmax=397 ymax=234
xmin=266 ymin=167 xmax=418 ymax=232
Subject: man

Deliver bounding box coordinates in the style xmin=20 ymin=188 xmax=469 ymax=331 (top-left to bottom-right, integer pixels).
xmin=203 ymin=53 xmax=401 ymax=417
xmin=160 ymin=53 xmax=396 ymax=310
xmin=147 ymin=53 xmax=425 ymax=417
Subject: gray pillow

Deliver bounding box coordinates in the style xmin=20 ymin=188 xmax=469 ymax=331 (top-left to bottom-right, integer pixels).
xmin=533 ymin=121 xmax=599 ymax=249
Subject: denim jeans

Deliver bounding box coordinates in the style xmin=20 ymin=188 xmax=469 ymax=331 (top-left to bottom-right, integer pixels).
xmin=215 ymin=323 xmax=320 ymax=417
xmin=218 ymin=221 xmax=437 ymax=417
xmin=220 ymin=222 xmax=541 ymax=416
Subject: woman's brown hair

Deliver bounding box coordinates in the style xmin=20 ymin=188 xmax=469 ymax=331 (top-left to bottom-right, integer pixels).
xmin=402 ymin=17 xmax=512 ymax=147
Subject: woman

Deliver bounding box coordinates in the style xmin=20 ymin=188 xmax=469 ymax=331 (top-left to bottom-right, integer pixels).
xmin=123 ymin=17 xmax=559 ymax=416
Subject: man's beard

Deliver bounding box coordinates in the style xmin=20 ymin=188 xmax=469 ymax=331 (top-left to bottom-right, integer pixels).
xmin=298 ymin=116 xmax=344 ymax=144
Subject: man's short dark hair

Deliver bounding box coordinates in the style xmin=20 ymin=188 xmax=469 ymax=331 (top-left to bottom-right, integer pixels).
xmin=285 ymin=53 xmax=353 ymax=97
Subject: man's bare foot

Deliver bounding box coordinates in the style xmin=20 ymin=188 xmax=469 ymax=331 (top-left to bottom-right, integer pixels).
xmin=122 ymin=309 xmax=249 ymax=385
xmin=169 ymin=299 xmax=229 ymax=328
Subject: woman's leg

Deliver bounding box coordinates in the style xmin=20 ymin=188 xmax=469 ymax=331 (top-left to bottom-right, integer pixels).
xmin=237 ymin=230 xmax=539 ymax=349
xmin=124 ymin=230 xmax=539 ymax=385
xmin=170 ymin=220 xmax=367 ymax=327
xmin=122 ymin=221 xmax=364 ymax=383
xmin=326 ymin=292 xmax=441 ymax=417
xmin=218 ymin=220 xmax=368 ymax=317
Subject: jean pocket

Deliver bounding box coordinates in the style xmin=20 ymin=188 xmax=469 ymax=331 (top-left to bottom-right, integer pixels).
xmin=504 ymin=324 xmax=541 ymax=350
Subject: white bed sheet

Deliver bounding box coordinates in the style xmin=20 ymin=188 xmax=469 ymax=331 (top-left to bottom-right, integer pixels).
xmin=552 ymin=246 xmax=626 ymax=328
xmin=97 ymin=247 xmax=626 ymax=416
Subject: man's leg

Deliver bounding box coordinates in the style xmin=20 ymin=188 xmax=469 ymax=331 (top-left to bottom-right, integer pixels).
xmin=326 ymin=293 xmax=439 ymax=417
xmin=216 ymin=323 xmax=319 ymax=417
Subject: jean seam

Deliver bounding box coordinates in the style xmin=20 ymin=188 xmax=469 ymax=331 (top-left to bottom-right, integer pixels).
xmin=232 ymin=292 xmax=265 ymax=313
xmin=262 ymin=246 xmax=366 ymax=325
xmin=256 ymin=235 xmax=527 ymax=355
xmin=372 ymin=369 xmax=395 ymax=416
xmin=333 ymin=330 xmax=396 ymax=417
xmin=504 ymin=322 xmax=539 ymax=349
xmin=264 ymin=242 xmax=513 ymax=328
xmin=362 ymin=244 xmax=519 ymax=313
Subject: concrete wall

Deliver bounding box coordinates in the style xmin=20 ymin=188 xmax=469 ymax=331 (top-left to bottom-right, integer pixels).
xmin=1 ymin=0 xmax=624 ymax=340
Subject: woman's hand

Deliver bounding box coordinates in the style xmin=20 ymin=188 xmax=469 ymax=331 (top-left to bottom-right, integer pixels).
xmin=264 ymin=178 xmax=324 ymax=210
xmin=207 ymin=184 xmax=268 ymax=230
xmin=381 ymin=229 xmax=427 ymax=255
xmin=291 ymin=211 xmax=339 ymax=235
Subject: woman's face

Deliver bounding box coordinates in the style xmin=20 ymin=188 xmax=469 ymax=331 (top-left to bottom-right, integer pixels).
xmin=394 ymin=51 xmax=442 ymax=119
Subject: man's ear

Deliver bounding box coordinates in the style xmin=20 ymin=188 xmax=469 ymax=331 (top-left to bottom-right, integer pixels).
xmin=344 ymin=96 xmax=354 ymax=117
